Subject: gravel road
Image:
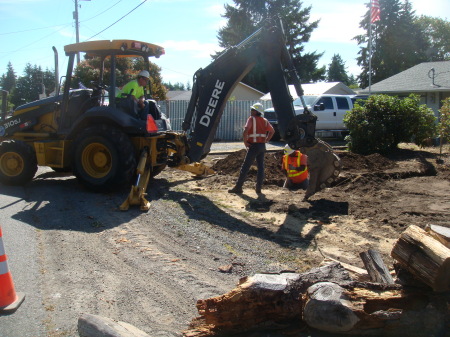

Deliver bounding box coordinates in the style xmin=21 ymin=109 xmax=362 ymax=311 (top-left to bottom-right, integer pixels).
xmin=0 ymin=153 xmax=300 ymax=337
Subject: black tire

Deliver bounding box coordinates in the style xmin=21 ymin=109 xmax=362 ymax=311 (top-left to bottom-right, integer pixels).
xmin=151 ymin=164 xmax=166 ymax=178
xmin=71 ymin=124 xmax=136 ymax=191
xmin=0 ymin=140 xmax=38 ymax=185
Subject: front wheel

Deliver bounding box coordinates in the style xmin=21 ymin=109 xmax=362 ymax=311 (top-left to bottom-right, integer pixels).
xmin=71 ymin=124 xmax=136 ymax=191
xmin=0 ymin=140 xmax=38 ymax=185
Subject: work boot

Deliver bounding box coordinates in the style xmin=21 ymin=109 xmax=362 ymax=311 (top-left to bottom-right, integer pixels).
xmin=228 ymin=186 xmax=243 ymax=194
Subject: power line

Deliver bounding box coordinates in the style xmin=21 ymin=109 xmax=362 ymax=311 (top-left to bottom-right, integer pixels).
xmin=82 ymin=0 xmax=124 ymax=22
xmin=85 ymin=0 xmax=148 ymax=41
xmin=0 ymin=24 xmax=70 ymax=36
xmin=0 ymin=0 xmax=122 ymax=37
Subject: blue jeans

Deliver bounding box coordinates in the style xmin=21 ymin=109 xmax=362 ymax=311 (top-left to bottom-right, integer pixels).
xmin=235 ymin=143 xmax=266 ymax=189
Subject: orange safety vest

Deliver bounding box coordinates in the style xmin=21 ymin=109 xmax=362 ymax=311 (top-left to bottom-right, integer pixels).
xmin=282 ymin=151 xmax=308 ymax=183
xmin=246 ymin=116 xmax=270 ymax=144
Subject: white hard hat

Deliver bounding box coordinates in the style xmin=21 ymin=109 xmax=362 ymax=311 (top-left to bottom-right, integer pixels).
xmin=284 ymin=145 xmax=295 ymax=155
xmin=250 ymin=103 xmax=264 ymax=115
xmin=138 ymin=70 xmax=150 ymax=79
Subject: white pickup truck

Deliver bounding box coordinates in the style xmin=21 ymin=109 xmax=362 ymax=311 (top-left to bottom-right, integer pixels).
xmin=264 ymin=94 xmax=367 ymax=140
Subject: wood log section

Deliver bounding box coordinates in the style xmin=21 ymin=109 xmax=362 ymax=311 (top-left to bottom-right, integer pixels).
xmin=183 ymin=262 xmax=449 ymax=337
xmin=391 ymin=225 xmax=450 ymax=292
xmin=359 ymin=249 xmax=395 ymax=284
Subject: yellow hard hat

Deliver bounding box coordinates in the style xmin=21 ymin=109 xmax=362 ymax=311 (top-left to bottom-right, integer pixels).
xmin=284 ymin=145 xmax=295 ymax=155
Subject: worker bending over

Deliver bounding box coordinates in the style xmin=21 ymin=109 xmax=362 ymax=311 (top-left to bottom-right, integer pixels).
xmin=282 ymin=145 xmax=309 ymax=190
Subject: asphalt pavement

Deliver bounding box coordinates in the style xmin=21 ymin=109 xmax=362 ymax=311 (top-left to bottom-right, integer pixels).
xmin=0 ymin=185 xmax=46 ymax=337
xmin=210 ymin=140 xmax=285 ymax=154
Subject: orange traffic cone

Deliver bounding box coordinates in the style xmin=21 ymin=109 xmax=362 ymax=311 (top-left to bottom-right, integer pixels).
xmin=146 ymin=114 xmax=158 ymax=133
xmin=0 ymin=226 xmax=25 ymax=314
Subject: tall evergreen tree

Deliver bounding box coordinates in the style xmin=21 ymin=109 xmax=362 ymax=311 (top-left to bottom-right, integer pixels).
xmin=216 ymin=0 xmax=325 ymax=92
xmin=1 ymin=62 xmax=16 ymax=93
xmin=327 ymin=54 xmax=350 ymax=85
xmin=354 ymin=0 xmax=428 ymax=88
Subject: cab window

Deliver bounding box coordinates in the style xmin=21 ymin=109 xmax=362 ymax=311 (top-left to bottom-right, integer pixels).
xmin=336 ymin=97 xmax=350 ymax=110
xmin=317 ymin=97 xmax=334 ymax=109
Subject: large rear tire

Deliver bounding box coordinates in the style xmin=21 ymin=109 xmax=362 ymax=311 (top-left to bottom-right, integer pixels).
xmin=0 ymin=140 xmax=38 ymax=185
xmin=151 ymin=164 xmax=166 ymax=178
xmin=71 ymin=124 xmax=136 ymax=191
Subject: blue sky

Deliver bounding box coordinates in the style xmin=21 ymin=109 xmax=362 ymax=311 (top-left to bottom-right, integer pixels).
xmin=0 ymin=0 xmax=448 ymax=87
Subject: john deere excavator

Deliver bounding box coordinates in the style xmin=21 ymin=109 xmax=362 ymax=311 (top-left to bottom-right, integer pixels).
xmin=0 ymin=18 xmax=340 ymax=210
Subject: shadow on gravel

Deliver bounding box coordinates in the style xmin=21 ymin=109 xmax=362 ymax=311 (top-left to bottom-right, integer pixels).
xmin=1 ymin=171 xmax=143 ymax=233
xmin=150 ymin=177 xmax=347 ymax=249
xmin=162 ymin=189 xmax=298 ymax=248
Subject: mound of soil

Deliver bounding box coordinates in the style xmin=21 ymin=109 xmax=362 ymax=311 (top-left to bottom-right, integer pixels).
xmin=212 ymin=149 xmax=400 ymax=186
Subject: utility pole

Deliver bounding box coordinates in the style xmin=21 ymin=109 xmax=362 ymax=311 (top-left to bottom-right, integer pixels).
xmin=74 ymin=0 xmax=80 ymax=64
xmin=73 ymin=0 xmax=90 ymax=64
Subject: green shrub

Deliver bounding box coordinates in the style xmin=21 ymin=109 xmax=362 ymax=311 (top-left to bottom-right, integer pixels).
xmin=344 ymin=94 xmax=437 ymax=155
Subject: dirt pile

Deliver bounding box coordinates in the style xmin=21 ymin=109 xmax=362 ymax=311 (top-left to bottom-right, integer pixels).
xmin=212 ymin=149 xmax=399 ymax=186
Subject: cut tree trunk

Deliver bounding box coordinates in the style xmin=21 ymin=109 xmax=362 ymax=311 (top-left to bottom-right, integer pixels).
xmin=391 ymin=225 xmax=450 ymax=292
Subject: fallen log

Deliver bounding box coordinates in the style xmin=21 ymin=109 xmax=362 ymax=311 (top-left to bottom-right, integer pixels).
xmin=391 ymin=225 xmax=450 ymax=292
xmin=185 ymin=263 xmax=353 ymax=336
xmin=184 ymin=262 xmax=448 ymax=337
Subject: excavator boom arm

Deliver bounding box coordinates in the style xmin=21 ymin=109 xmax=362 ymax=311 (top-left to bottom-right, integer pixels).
xmin=182 ymin=18 xmax=317 ymax=162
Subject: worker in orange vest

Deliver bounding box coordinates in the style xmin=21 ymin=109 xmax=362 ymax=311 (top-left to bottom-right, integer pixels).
xmin=228 ymin=103 xmax=275 ymax=194
xmin=282 ymin=145 xmax=309 ymax=190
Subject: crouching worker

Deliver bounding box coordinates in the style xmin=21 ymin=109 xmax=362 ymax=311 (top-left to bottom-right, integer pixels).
xmin=282 ymin=145 xmax=309 ymax=190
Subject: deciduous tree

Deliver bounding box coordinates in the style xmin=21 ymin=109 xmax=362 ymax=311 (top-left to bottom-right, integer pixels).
xmin=416 ymin=16 xmax=450 ymax=61
xmin=73 ymin=57 xmax=167 ymax=100
xmin=10 ymin=64 xmax=55 ymax=107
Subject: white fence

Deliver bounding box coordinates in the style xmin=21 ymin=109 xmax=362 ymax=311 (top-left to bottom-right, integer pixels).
xmin=158 ymin=100 xmax=273 ymax=141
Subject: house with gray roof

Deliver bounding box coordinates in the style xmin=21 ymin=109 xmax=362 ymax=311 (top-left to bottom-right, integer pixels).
xmin=359 ymin=60 xmax=450 ymax=118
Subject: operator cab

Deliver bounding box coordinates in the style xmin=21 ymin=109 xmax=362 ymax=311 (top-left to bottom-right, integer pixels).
xmin=60 ymin=40 xmax=170 ymax=134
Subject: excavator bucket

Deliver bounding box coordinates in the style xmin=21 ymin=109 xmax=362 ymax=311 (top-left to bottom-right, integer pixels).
xmin=175 ymin=162 xmax=215 ymax=177
xmin=300 ymin=140 xmax=341 ymax=200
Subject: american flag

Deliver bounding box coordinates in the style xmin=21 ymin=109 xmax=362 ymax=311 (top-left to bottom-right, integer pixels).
xmin=371 ymin=0 xmax=380 ymax=23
